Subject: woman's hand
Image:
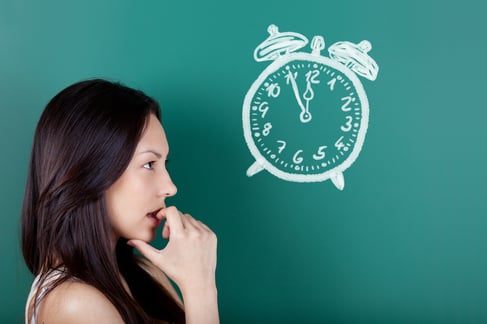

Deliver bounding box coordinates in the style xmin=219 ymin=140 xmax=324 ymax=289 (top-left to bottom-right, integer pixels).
xmin=127 ymin=206 xmax=219 ymax=324
xmin=128 ymin=206 xmax=217 ymax=293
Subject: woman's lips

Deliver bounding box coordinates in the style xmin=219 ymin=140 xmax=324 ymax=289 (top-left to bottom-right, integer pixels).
xmin=146 ymin=208 xmax=163 ymax=227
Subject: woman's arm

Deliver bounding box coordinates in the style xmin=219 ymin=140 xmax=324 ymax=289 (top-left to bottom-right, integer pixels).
xmin=128 ymin=206 xmax=219 ymax=324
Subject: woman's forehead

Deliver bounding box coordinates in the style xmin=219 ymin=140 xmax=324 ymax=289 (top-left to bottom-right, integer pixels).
xmin=136 ymin=115 xmax=169 ymax=155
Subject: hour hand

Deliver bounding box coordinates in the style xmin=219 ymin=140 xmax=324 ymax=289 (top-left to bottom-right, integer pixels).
xmin=286 ymin=71 xmax=312 ymax=123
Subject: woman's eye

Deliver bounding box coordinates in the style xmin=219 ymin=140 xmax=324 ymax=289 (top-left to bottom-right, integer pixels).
xmin=143 ymin=161 xmax=155 ymax=170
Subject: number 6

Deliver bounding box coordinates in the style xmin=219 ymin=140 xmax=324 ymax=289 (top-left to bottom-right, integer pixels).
xmin=293 ymin=150 xmax=303 ymax=164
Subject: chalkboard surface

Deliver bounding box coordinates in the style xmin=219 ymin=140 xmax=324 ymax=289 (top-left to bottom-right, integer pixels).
xmin=1 ymin=0 xmax=487 ymax=322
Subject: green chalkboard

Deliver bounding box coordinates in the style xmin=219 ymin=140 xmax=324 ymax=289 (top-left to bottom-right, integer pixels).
xmin=1 ymin=0 xmax=487 ymax=322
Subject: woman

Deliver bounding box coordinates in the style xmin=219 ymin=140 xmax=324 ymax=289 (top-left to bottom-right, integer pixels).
xmin=22 ymin=79 xmax=219 ymax=323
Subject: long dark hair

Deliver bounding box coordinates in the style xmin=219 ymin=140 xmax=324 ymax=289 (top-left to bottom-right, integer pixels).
xmin=21 ymin=79 xmax=185 ymax=323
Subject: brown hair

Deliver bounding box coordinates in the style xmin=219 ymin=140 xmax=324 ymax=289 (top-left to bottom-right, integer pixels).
xmin=22 ymin=79 xmax=185 ymax=323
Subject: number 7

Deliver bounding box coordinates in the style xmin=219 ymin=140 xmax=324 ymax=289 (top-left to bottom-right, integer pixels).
xmin=276 ymin=140 xmax=286 ymax=154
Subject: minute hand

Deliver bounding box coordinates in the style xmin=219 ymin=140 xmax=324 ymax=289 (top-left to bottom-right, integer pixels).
xmin=287 ymin=71 xmax=312 ymax=123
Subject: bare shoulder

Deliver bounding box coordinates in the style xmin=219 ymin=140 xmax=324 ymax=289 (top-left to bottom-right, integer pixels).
xmin=37 ymin=280 xmax=123 ymax=323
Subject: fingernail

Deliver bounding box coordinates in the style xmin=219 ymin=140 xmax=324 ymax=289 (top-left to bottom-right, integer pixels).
xmin=127 ymin=240 xmax=135 ymax=247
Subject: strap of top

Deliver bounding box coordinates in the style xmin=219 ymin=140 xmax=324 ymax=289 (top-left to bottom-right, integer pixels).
xmin=25 ymin=269 xmax=66 ymax=324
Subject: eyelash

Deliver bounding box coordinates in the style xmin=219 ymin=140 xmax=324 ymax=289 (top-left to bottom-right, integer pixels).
xmin=143 ymin=160 xmax=169 ymax=170
xmin=143 ymin=161 xmax=156 ymax=170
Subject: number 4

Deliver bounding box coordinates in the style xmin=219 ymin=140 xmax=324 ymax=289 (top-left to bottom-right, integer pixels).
xmin=335 ymin=136 xmax=347 ymax=151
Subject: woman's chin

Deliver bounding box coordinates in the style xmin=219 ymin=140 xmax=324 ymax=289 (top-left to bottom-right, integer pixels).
xmin=129 ymin=231 xmax=156 ymax=243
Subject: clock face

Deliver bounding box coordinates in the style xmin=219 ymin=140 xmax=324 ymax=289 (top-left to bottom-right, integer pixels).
xmin=243 ymin=52 xmax=369 ymax=182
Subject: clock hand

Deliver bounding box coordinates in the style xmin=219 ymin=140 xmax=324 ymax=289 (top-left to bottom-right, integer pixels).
xmin=286 ymin=71 xmax=312 ymax=123
xmin=303 ymin=81 xmax=314 ymax=121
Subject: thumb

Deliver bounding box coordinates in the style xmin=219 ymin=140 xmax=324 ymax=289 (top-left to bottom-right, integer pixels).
xmin=127 ymin=239 xmax=161 ymax=264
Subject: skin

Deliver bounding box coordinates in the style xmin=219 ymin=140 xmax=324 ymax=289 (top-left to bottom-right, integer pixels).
xmin=105 ymin=113 xmax=178 ymax=244
xmin=36 ymin=114 xmax=219 ymax=324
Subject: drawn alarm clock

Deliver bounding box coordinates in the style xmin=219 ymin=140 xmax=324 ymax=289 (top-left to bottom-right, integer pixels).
xmin=242 ymin=24 xmax=379 ymax=190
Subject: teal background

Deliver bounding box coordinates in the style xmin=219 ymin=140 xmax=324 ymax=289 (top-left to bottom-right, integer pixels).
xmin=1 ymin=0 xmax=486 ymax=323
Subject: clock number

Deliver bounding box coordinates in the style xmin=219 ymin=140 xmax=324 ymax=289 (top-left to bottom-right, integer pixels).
xmin=258 ymin=102 xmax=269 ymax=118
xmin=305 ymin=70 xmax=320 ymax=84
xmin=276 ymin=140 xmax=286 ymax=154
xmin=341 ymin=96 xmax=353 ymax=112
xmin=340 ymin=116 xmax=353 ymax=132
xmin=265 ymin=83 xmax=280 ymax=98
xmin=285 ymin=71 xmax=298 ymax=85
xmin=327 ymin=78 xmax=336 ymax=91
xmin=335 ymin=136 xmax=347 ymax=151
xmin=312 ymin=146 xmax=327 ymax=160
xmin=262 ymin=122 xmax=272 ymax=136
xmin=293 ymin=149 xmax=304 ymax=164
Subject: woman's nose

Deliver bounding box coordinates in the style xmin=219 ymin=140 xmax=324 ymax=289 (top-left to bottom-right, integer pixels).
xmin=158 ymin=171 xmax=177 ymax=197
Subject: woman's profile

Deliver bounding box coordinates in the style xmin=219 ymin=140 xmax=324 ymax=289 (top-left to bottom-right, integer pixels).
xmin=21 ymin=79 xmax=219 ymax=323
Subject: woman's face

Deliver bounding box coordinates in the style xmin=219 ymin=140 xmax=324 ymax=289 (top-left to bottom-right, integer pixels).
xmin=105 ymin=114 xmax=177 ymax=243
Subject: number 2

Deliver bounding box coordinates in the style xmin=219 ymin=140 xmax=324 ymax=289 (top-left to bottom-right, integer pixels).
xmin=341 ymin=96 xmax=352 ymax=112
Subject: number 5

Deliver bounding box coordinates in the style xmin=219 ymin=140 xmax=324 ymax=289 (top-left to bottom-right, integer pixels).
xmin=312 ymin=146 xmax=327 ymax=160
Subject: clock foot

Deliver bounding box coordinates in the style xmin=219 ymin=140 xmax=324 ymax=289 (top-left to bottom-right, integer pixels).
xmin=330 ymin=172 xmax=345 ymax=190
xmin=247 ymin=161 xmax=264 ymax=177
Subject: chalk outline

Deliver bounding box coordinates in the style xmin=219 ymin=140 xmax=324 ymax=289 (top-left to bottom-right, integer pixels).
xmin=243 ymin=51 xmax=369 ymax=185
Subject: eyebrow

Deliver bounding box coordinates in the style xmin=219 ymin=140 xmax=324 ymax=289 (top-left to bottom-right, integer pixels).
xmin=139 ymin=150 xmax=163 ymax=159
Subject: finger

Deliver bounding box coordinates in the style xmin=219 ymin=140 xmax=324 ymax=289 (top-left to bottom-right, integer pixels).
xmin=162 ymin=221 xmax=170 ymax=239
xmin=127 ymin=239 xmax=161 ymax=264
xmin=198 ymin=221 xmax=212 ymax=232
xmin=185 ymin=214 xmax=211 ymax=232
xmin=159 ymin=206 xmax=185 ymax=234
xmin=182 ymin=213 xmax=197 ymax=228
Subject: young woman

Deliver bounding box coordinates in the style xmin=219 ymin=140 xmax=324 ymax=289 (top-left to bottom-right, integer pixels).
xmin=22 ymin=79 xmax=219 ymax=323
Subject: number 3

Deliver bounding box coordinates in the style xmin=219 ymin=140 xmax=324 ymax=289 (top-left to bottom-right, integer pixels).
xmin=340 ymin=116 xmax=353 ymax=132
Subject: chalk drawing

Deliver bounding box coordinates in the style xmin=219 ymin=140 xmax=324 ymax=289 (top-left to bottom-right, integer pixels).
xmin=243 ymin=25 xmax=379 ymax=190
